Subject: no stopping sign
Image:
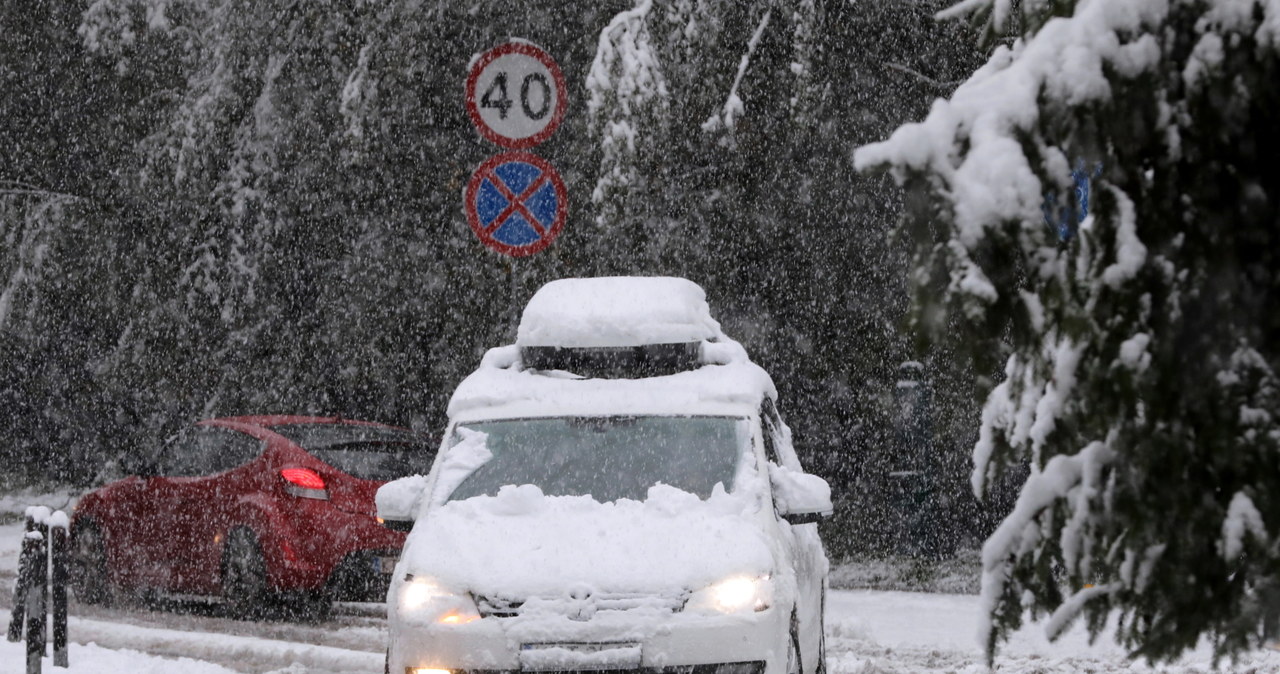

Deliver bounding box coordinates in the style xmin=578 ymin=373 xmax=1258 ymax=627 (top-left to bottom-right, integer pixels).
xmin=465 ymin=151 xmax=568 ymax=257
xmin=465 ymin=41 xmax=568 ymax=149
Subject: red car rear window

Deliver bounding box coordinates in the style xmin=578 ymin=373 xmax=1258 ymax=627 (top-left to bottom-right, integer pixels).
xmin=271 ymin=423 xmax=433 ymax=481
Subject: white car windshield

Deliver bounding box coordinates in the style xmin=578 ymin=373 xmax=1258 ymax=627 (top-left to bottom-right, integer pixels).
xmin=445 ymin=416 xmax=747 ymax=503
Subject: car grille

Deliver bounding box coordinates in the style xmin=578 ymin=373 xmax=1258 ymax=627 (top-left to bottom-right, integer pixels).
xmin=475 ymin=591 xmax=689 ymax=619
xmin=457 ymin=664 xmax=764 ymax=674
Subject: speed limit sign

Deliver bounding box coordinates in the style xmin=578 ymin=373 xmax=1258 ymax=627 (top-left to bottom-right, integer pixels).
xmin=465 ymin=41 xmax=567 ymax=149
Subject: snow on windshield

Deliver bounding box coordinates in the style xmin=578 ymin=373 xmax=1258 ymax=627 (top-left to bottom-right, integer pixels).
xmin=430 ymin=426 xmax=494 ymax=506
xmin=403 ymin=481 xmax=771 ymax=597
xmin=441 ymin=416 xmax=748 ymax=504
xmin=516 ymin=276 xmax=721 ymax=347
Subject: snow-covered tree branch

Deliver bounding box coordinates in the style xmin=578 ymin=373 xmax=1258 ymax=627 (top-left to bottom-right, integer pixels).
xmin=857 ymin=0 xmax=1280 ymax=664
xmin=701 ymin=7 xmax=771 ymax=134
xmin=587 ymin=0 xmax=669 ymax=228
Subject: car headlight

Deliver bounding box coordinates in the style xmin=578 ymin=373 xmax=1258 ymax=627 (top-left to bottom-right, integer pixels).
xmin=397 ymin=576 xmax=481 ymax=625
xmin=685 ymin=576 xmax=773 ymax=614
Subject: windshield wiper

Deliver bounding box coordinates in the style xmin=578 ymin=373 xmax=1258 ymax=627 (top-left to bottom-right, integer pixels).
xmin=568 ymin=416 xmax=640 ymax=431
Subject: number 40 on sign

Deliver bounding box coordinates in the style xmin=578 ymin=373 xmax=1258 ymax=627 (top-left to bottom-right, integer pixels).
xmin=465 ymin=41 xmax=567 ymax=149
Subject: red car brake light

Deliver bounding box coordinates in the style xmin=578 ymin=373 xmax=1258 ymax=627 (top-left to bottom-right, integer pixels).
xmin=281 ymin=468 xmax=329 ymax=500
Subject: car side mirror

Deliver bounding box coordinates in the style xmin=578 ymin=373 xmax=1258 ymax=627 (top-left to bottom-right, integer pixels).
xmin=376 ymin=475 xmax=430 ymax=532
xmin=768 ymin=463 xmax=833 ymax=525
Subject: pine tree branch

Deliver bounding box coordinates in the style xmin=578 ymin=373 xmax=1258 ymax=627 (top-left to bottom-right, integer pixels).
xmin=883 ymin=62 xmax=964 ymax=89
xmin=0 ymin=182 xmax=85 ymax=201
xmin=703 ymin=8 xmax=773 ymax=132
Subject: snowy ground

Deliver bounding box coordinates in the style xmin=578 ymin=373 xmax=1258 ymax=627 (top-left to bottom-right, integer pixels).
xmin=0 ymin=637 xmax=239 ymax=674
xmin=0 ymin=490 xmax=77 ymax=517
xmin=1 ymin=501 xmax=1277 ymax=672
xmin=1 ymin=589 xmax=1277 ymax=673
xmin=826 ymin=591 xmax=1279 ymax=673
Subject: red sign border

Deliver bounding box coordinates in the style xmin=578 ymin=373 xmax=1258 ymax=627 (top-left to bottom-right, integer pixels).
xmin=464 ymin=151 xmax=568 ymax=258
xmin=465 ymin=42 xmax=568 ymax=149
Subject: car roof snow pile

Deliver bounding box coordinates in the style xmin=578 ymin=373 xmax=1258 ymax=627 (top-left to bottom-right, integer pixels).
xmin=516 ymin=276 xmax=722 ymax=348
xmin=447 ymin=276 xmax=777 ymax=421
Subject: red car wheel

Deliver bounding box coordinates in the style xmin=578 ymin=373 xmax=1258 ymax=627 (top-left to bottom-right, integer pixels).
xmin=71 ymin=520 xmax=113 ymax=606
xmin=222 ymin=528 xmax=268 ymax=619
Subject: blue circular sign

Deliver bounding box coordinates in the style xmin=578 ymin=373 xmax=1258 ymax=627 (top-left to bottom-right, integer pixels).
xmin=464 ymin=151 xmax=567 ymax=257
xmin=1042 ymin=160 xmax=1103 ymax=241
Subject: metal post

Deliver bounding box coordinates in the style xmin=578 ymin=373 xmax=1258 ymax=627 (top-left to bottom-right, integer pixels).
xmin=50 ymin=523 xmax=68 ymax=668
xmin=36 ymin=519 xmax=49 ymax=656
xmin=7 ymin=515 xmax=36 ymax=642
xmin=891 ymin=362 xmax=939 ymax=559
xmin=24 ymin=530 xmax=46 ymax=674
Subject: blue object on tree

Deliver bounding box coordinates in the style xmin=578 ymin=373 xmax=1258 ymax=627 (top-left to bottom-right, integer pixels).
xmin=1042 ymin=160 xmax=1103 ymax=241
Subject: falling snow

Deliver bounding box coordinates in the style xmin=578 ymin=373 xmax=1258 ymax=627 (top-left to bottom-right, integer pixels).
xmin=3 ymin=0 xmax=1278 ymax=670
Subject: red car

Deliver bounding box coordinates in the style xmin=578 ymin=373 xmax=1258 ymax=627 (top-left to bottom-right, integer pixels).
xmin=70 ymin=415 xmax=434 ymax=617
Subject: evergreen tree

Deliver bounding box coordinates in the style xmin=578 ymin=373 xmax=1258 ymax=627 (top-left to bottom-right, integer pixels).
xmin=580 ymin=0 xmax=988 ymax=554
xmin=1 ymin=0 xmax=173 ymax=482
xmin=6 ymin=0 xmax=992 ymax=563
xmin=858 ymin=0 xmax=1280 ymax=662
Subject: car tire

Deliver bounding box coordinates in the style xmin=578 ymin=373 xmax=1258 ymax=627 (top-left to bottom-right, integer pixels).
xmin=290 ymin=590 xmax=333 ymax=623
xmin=70 ymin=520 xmax=113 ymax=606
xmin=787 ymin=610 xmax=803 ymax=674
xmin=222 ymin=528 xmax=269 ymax=619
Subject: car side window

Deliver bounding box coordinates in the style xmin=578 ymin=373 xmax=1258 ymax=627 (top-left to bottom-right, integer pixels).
xmin=158 ymin=428 xmax=262 ymax=477
xmin=761 ymin=397 xmax=805 ymax=472
xmin=158 ymin=430 xmax=208 ymax=477
xmin=203 ymin=429 xmax=263 ymax=474
xmin=760 ymin=398 xmax=783 ymax=465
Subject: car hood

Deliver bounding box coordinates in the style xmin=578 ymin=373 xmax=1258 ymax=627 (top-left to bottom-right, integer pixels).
xmin=401 ymin=484 xmax=774 ymax=597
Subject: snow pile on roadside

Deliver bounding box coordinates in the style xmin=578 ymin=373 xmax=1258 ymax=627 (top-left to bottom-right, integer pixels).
xmin=0 ymin=609 xmax=384 ymax=674
xmin=0 ymin=521 xmax=26 ymax=575
xmin=0 ymin=638 xmax=238 ymax=674
xmin=826 ymin=590 xmax=1280 ymax=674
xmin=0 ymin=488 xmax=78 ymax=519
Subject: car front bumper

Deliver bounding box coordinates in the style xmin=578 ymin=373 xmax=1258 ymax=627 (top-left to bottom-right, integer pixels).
xmin=390 ymin=607 xmax=790 ymax=674
xmin=443 ymin=664 xmax=764 ymax=674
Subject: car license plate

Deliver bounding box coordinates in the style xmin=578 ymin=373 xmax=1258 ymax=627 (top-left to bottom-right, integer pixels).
xmin=373 ymin=555 xmax=398 ymax=574
xmin=519 ymin=642 xmax=642 ymax=671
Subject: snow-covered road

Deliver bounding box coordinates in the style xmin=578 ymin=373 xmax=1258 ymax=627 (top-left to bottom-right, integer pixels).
xmin=0 ymin=607 xmax=380 ymax=673
xmin=2 ymin=588 xmax=1278 ymax=673
xmin=4 ymin=518 xmax=1278 ymax=673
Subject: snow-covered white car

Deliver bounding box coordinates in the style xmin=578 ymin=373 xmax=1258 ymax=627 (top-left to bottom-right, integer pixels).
xmin=378 ymin=277 xmax=832 ymax=674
